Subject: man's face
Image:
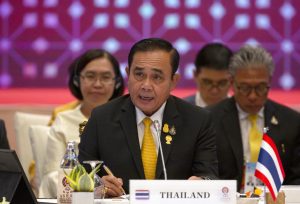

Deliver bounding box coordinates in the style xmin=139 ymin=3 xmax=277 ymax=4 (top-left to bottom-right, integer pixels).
xmin=126 ymin=50 xmax=179 ymax=116
xmin=194 ymin=68 xmax=231 ymax=106
xmin=233 ymin=66 xmax=271 ymax=114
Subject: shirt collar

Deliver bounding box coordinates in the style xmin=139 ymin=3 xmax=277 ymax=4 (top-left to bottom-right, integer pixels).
xmin=195 ymin=91 xmax=208 ymax=107
xmin=236 ymin=102 xmax=264 ymax=120
xmin=77 ymin=103 xmax=88 ymax=120
xmin=135 ymin=102 xmax=167 ymax=125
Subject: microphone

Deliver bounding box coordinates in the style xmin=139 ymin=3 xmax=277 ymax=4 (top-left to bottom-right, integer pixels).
xmin=153 ymin=120 xmax=167 ymax=180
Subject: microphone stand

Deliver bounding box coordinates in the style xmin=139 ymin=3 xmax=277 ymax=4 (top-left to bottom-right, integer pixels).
xmin=154 ymin=120 xmax=167 ymax=180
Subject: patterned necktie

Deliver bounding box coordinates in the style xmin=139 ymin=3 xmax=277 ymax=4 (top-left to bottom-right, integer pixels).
xmin=248 ymin=114 xmax=262 ymax=162
xmin=141 ymin=117 xmax=157 ymax=179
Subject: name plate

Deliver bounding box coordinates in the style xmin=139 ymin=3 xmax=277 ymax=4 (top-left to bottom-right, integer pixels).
xmin=130 ymin=180 xmax=236 ymax=204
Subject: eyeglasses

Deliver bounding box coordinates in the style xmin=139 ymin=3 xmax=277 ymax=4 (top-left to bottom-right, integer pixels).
xmin=200 ymin=79 xmax=230 ymax=90
xmin=235 ymin=83 xmax=270 ymax=96
xmin=80 ymin=72 xmax=115 ymax=85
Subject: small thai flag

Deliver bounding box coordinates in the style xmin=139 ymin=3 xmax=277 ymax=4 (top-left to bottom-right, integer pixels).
xmin=255 ymin=133 xmax=285 ymax=201
xmin=135 ymin=190 xmax=150 ymax=200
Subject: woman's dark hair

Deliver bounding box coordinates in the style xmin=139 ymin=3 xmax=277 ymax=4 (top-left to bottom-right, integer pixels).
xmin=68 ymin=49 xmax=124 ymax=100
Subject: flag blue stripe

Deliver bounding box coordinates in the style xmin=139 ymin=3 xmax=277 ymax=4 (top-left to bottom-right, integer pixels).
xmin=258 ymin=148 xmax=281 ymax=191
xmin=136 ymin=193 xmax=149 ymax=196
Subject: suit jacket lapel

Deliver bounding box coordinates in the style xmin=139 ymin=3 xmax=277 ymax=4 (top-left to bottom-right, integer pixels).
xmin=222 ymin=98 xmax=244 ymax=171
xmin=156 ymin=96 xmax=180 ymax=179
xmin=119 ymin=97 xmax=144 ymax=178
xmin=264 ymin=100 xmax=279 ymax=132
xmin=264 ymin=100 xmax=283 ymax=154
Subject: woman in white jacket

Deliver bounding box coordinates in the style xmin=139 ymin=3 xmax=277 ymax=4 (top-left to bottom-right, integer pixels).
xmin=39 ymin=49 xmax=124 ymax=198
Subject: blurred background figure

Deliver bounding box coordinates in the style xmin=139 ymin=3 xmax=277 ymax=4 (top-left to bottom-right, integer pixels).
xmin=39 ymin=49 xmax=125 ymax=198
xmin=185 ymin=43 xmax=233 ymax=107
xmin=209 ymin=45 xmax=300 ymax=192
xmin=0 ymin=119 xmax=10 ymax=149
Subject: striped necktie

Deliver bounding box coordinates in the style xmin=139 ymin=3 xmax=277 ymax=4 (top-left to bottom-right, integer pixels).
xmin=141 ymin=117 xmax=157 ymax=179
xmin=248 ymin=114 xmax=262 ymax=162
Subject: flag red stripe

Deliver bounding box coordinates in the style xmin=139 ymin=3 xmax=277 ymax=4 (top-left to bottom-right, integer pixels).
xmin=255 ymin=170 xmax=276 ymax=200
xmin=263 ymin=134 xmax=285 ymax=177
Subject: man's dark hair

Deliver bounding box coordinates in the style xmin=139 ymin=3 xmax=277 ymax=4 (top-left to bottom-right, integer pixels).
xmin=194 ymin=42 xmax=233 ymax=74
xmin=68 ymin=49 xmax=124 ymax=100
xmin=128 ymin=38 xmax=180 ymax=75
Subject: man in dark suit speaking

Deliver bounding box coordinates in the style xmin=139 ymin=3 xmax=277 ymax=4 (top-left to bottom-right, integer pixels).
xmin=208 ymin=45 xmax=300 ymax=192
xmin=78 ymin=38 xmax=218 ymax=197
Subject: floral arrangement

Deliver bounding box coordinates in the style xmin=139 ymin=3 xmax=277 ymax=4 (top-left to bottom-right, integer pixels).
xmin=64 ymin=163 xmax=100 ymax=192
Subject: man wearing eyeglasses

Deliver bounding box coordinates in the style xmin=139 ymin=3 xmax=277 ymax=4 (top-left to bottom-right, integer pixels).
xmin=208 ymin=45 xmax=300 ymax=192
xmin=184 ymin=43 xmax=233 ymax=107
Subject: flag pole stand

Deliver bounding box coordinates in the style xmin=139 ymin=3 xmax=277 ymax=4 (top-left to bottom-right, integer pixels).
xmin=263 ymin=185 xmax=267 ymax=204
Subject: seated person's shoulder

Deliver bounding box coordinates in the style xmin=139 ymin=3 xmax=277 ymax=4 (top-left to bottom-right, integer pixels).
xmin=54 ymin=100 xmax=80 ymax=113
xmin=173 ymin=96 xmax=210 ymax=117
xmin=183 ymin=94 xmax=195 ymax=103
xmin=269 ymin=100 xmax=300 ymax=119
xmin=206 ymin=97 xmax=231 ymax=112
xmin=58 ymin=104 xmax=84 ymax=120
xmin=48 ymin=100 xmax=80 ymax=125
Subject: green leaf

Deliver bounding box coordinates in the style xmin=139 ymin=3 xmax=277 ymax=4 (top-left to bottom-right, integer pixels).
xmin=78 ymin=173 xmax=94 ymax=192
xmin=89 ymin=163 xmax=101 ymax=179
xmin=64 ymin=173 xmax=79 ymax=191
xmin=63 ymin=163 xmax=96 ymax=192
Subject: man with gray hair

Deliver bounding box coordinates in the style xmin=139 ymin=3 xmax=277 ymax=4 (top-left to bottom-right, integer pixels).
xmin=208 ymin=45 xmax=300 ymax=192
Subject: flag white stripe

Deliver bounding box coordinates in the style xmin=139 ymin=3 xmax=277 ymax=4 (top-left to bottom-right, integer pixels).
xmin=256 ymin=162 xmax=279 ymax=197
xmin=261 ymin=140 xmax=284 ymax=182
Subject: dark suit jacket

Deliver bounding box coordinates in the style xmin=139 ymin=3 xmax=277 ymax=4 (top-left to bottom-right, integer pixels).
xmin=79 ymin=94 xmax=218 ymax=192
xmin=208 ymin=97 xmax=300 ymax=190
xmin=0 ymin=119 xmax=10 ymax=149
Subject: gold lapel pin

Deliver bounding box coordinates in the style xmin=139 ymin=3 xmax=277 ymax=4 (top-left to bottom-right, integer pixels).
xmin=163 ymin=123 xmax=169 ymax=133
xmin=271 ymin=116 xmax=278 ymax=125
xmin=165 ymin=135 xmax=172 ymax=144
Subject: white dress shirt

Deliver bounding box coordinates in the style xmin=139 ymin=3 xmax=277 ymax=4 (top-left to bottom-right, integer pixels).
xmin=195 ymin=91 xmax=208 ymax=107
